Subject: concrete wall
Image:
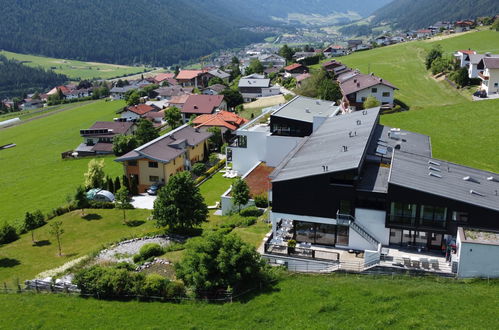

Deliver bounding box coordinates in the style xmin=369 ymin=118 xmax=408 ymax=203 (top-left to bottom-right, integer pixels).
xmin=354 ymin=208 xmax=390 ymax=245
xmin=221 ymin=193 xmax=256 ymax=215
xmin=265 ymin=135 xmax=303 ymax=167
xmin=231 ymin=129 xmax=268 ymax=174
xmin=356 ymin=84 xmax=395 ymax=104
xmin=347 ymin=228 xmax=374 ymax=251
xmin=120 ymin=110 xmax=141 ymax=121
xmin=483 ymin=68 xmax=499 ymax=95
xmin=457 ymin=237 xmax=499 ymax=278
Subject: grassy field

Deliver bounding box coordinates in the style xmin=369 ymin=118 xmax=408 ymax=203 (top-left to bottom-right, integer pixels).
xmin=1 ymin=274 xmax=498 ymax=329
xmin=0 ymin=100 xmax=125 ymax=223
xmin=382 ymin=99 xmax=499 ymax=173
xmin=312 ymin=30 xmax=499 ymax=109
xmin=0 ymin=209 xmax=155 ymax=285
xmin=0 ymin=101 xmax=96 ymax=122
xmin=0 ymin=50 xmax=146 ymax=80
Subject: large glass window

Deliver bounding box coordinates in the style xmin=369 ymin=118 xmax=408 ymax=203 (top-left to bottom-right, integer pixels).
xmin=295 ymin=221 xmax=315 ymax=244
xmin=339 ymin=200 xmax=352 ymax=215
xmin=336 ymin=226 xmax=349 ymax=246
xmin=420 ymin=205 xmax=447 ymax=227
xmin=315 ymin=224 xmax=336 ymax=246
xmin=452 ymin=211 xmax=469 ymax=222
xmin=237 ymin=135 xmax=247 ymax=148
xmin=389 ymin=202 xmax=416 ymax=225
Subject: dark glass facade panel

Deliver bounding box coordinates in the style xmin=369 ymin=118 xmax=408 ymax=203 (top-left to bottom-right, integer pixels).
xmin=315 ymin=224 xmax=336 ymax=246
xmin=295 ymin=221 xmax=315 ymax=243
xmin=336 ymin=226 xmax=349 ymax=246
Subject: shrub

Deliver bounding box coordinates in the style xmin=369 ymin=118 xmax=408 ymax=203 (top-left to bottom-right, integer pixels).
xmin=195 ymin=175 xmax=207 ymax=185
xmin=191 ymin=163 xmax=206 ymax=176
xmin=239 ymin=217 xmax=257 ymax=227
xmin=141 ymin=274 xmax=169 ymax=297
xmin=240 ymin=206 xmax=264 ymax=217
xmin=88 ymin=201 xmax=116 ymax=209
xmin=175 ymin=231 xmax=276 ymax=295
xmin=253 ymin=194 xmax=268 ymax=208
xmin=0 ymin=223 xmax=19 ymax=245
xmin=133 ymin=243 xmax=165 ymax=263
xmin=208 ymin=153 xmax=219 ymax=165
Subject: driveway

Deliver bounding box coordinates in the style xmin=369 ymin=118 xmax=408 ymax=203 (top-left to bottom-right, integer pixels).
xmin=131 ymin=193 xmax=157 ymax=210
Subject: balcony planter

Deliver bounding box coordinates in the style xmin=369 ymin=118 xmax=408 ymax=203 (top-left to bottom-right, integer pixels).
xmin=287 ymin=239 xmax=296 ymax=254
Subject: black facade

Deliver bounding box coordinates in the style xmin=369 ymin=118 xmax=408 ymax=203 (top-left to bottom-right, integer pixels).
xmin=270 ymin=116 xmax=314 ymax=137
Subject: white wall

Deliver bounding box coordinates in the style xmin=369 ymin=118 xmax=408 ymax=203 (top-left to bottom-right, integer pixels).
xmin=231 ymin=129 xmax=268 ymax=174
xmin=354 ymin=208 xmax=390 ymax=245
xmin=356 ymin=84 xmax=395 ymax=104
xmin=265 ymin=135 xmax=303 ymax=167
xmin=484 ymin=68 xmax=499 ymax=95
xmin=457 ymin=239 xmax=499 ymax=278
xmin=120 ymin=110 xmax=140 ymax=121
xmin=262 ymin=87 xmax=281 ymax=97
xmin=347 ymin=228 xmax=375 ymax=251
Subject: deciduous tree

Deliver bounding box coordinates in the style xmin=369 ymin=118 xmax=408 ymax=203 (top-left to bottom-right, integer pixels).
xmin=164 ymin=106 xmax=183 ymax=129
xmin=84 ymin=159 xmax=105 ymax=189
xmin=153 ymin=171 xmax=208 ymax=231
xmin=232 ymin=177 xmax=250 ymax=212
xmin=49 ymin=221 xmax=64 ymax=257
xmin=135 ymin=119 xmax=159 ymax=145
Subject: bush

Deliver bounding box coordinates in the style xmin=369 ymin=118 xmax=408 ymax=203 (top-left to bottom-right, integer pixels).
xmin=88 ymin=201 xmax=116 ymax=209
xmin=46 ymin=204 xmax=76 ymax=220
xmin=0 ymin=223 xmax=19 ymax=245
xmin=239 ymin=217 xmax=257 ymax=227
xmin=175 ymin=231 xmax=276 ymax=295
xmin=254 ymin=194 xmax=268 ymax=208
xmin=195 ymin=175 xmax=207 ymax=185
xmin=74 ymin=265 xmax=185 ymax=300
xmin=240 ymin=206 xmax=264 ymax=217
xmin=191 ymin=163 xmax=206 ymax=176
xmin=133 ymin=243 xmax=165 ymax=263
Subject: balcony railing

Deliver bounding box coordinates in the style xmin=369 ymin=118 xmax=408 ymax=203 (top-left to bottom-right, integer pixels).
xmin=388 ymin=215 xmax=447 ymax=229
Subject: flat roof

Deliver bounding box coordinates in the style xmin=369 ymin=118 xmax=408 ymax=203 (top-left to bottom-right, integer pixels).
xmin=389 ymin=152 xmax=499 ymax=212
xmin=357 ymin=163 xmax=391 ymax=193
xmin=367 ymin=125 xmax=432 ymax=159
xmin=460 ymin=227 xmax=499 ymax=246
xmin=271 ymin=96 xmax=338 ymax=123
xmin=271 ymin=108 xmax=380 ymax=182
xmin=238 ymin=78 xmax=270 ymax=88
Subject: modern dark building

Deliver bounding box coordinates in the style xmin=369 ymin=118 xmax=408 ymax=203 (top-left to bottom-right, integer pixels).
xmin=269 ymin=108 xmax=499 ymax=253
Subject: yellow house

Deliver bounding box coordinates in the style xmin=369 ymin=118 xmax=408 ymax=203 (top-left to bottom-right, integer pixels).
xmin=115 ymin=124 xmax=212 ymax=193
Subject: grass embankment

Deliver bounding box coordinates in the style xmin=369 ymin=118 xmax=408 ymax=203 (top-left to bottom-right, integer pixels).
xmin=1 ymin=275 xmax=498 ymax=328
xmin=0 ymin=50 xmax=146 ymax=80
xmin=0 ymin=170 xmax=269 ymax=284
xmin=0 ymin=209 xmax=155 ymax=285
xmin=0 ymin=100 xmax=125 ymax=223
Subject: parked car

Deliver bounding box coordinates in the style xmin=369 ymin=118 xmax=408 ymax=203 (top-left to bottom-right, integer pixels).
xmin=86 ymin=189 xmax=115 ymax=202
xmin=147 ymin=183 xmax=164 ymax=196
xmin=473 ymin=90 xmax=487 ymax=98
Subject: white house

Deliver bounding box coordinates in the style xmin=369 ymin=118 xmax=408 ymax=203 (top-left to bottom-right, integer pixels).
xmin=468 ymin=53 xmax=499 ymax=78
xmin=454 ymin=49 xmax=476 ymax=68
xmin=238 ymin=75 xmax=280 ymax=102
xmin=339 ymin=73 xmax=398 ymax=111
xmin=478 ymin=57 xmax=499 ymax=96
xmin=323 ymin=45 xmax=348 ymax=57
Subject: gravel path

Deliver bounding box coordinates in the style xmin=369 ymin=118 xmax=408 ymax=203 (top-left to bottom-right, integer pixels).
xmin=95 ymin=236 xmax=172 ymax=263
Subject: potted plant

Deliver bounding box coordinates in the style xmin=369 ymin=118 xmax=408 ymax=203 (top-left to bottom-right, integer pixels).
xmin=287 ymin=239 xmax=297 ymax=254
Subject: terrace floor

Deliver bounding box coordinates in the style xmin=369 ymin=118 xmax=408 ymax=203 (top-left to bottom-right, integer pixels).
xmin=379 ymin=246 xmax=454 ymax=274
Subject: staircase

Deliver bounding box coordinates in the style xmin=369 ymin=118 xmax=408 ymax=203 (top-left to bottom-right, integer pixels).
xmin=336 ymin=212 xmax=380 ymax=249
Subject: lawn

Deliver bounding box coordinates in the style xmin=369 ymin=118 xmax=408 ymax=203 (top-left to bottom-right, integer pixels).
xmin=0 ymin=209 xmax=155 ymax=285
xmin=381 ymin=100 xmax=499 ymax=173
xmin=0 ymin=100 xmax=126 ymax=224
xmin=0 ymin=101 xmax=96 ymax=122
xmin=0 ymin=50 xmax=147 ymax=80
xmin=1 ymin=274 xmax=498 ymax=328
xmin=199 ymin=171 xmax=234 ymax=206
xmin=312 ymin=30 xmax=499 ymax=110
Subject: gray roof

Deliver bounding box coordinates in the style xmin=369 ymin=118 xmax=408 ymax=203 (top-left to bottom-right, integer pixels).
xmin=389 ymin=152 xmax=499 ymax=212
xmin=238 ymin=78 xmax=271 ymax=88
xmin=469 ymin=54 xmax=499 ymax=65
xmin=208 ymin=69 xmax=230 ymax=79
xmin=115 ymin=124 xmax=211 ymax=164
xmin=271 ymin=96 xmax=338 ymax=123
xmin=271 ymin=108 xmax=381 ymax=182
xmin=366 ymin=125 xmax=432 ymax=159
xmin=483 ymin=57 xmax=499 ymax=69
xmin=110 ymin=85 xmax=136 ymax=93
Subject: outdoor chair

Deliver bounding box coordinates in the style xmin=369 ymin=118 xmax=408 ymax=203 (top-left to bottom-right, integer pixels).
xmin=402 ymin=256 xmax=411 ymax=267
xmin=411 ymin=258 xmax=420 ymax=268
xmin=430 ymin=258 xmax=440 ymax=270
xmin=420 ymin=258 xmax=430 ymax=269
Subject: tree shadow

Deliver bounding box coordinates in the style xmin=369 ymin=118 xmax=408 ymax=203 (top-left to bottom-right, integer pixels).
xmin=82 ymin=214 xmax=103 ymax=221
xmin=33 ymin=240 xmax=51 ymax=247
xmin=125 ymin=220 xmax=145 ymax=227
xmin=63 ymin=253 xmax=78 ymax=258
xmin=0 ymin=258 xmax=21 ymax=268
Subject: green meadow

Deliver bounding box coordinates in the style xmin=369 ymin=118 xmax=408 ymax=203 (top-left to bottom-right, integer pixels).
xmin=0 ymin=50 xmax=146 ymax=80
xmin=0 ymin=100 xmax=125 ymax=224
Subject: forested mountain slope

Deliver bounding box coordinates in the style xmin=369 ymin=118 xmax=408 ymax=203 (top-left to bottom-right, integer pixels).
xmin=372 ymin=0 xmax=499 ymax=30
xmin=0 ymin=0 xmax=390 ymax=66
xmin=0 ymin=55 xmax=68 ymax=99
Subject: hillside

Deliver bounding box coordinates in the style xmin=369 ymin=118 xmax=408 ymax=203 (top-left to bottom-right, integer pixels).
xmin=372 ymin=0 xmax=499 ymax=30
xmin=0 ymin=55 xmax=68 ymax=99
xmin=1 ymin=275 xmax=499 ymax=328
xmin=0 ymin=0 xmax=391 ymax=67
xmin=0 ymin=0 xmax=266 ymax=67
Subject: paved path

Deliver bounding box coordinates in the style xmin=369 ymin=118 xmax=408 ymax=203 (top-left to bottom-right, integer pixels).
xmin=131 ymin=193 xmax=156 ymax=210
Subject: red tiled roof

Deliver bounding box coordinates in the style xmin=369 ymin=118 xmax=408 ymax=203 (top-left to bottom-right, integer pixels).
xmin=192 ymin=111 xmax=248 ymax=131
xmin=284 ymin=63 xmax=304 ymax=71
xmin=127 ymin=104 xmax=157 ymax=115
xmin=417 ymin=29 xmax=432 ymax=33
xmin=169 ymin=94 xmax=190 ymax=105
xmin=458 ymin=49 xmax=476 ymax=55
xmin=182 ymin=95 xmax=224 ymax=115
xmin=154 ymin=73 xmax=175 ymax=82
xmin=176 ymin=70 xmax=203 ymax=80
